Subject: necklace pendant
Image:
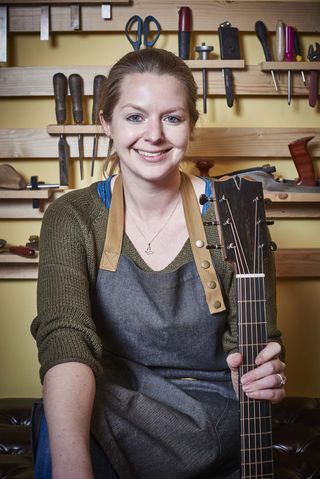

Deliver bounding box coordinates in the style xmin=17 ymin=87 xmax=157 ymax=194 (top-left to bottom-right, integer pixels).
xmin=145 ymin=243 xmax=153 ymax=255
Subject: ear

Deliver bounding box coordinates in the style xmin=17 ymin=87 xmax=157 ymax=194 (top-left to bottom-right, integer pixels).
xmin=99 ymin=110 xmax=112 ymax=137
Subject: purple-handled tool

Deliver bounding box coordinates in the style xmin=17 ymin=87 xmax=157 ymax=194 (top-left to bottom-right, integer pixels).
xmin=285 ymin=26 xmax=294 ymax=105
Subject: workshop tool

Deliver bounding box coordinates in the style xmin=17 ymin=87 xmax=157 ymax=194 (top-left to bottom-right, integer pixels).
xmin=0 ymin=5 xmax=7 ymax=62
xmin=194 ymin=43 xmax=213 ymax=114
xmin=69 ymin=73 xmax=85 ymax=180
xmin=218 ymin=21 xmax=241 ymax=108
xmin=0 ymin=239 xmax=36 ymax=258
xmin=307 ymin=42 xmax=320 ymax=108
xmin=255 ymin=20 xmax=278 ymax=91
xmin=275 ymin=20 xmax=285 ymax=81
xmin=70 ymin=4 xmax=80 ymax=30
xmin=294 ymin=30 xmax=307 ymax=87
xmin=289 ymin=136 xmax=317 ymax=186
xmin=178 ymin=7 xmax=191 ymax=60
xmin=125 ymin=15 xmax=161 ymax=51
xmin=91 ymin=74 xmax=107 ymax=176
xmin=26 ymin=235 xmax=39 ymax=251
xmin=0 ymin=164 xmax=26 ymax=190
xmin=53 ymin=72 xmax=70 ymax=186
xmin=40 ymin=5 xmax=49 ymax=41
xmin=285 ymin=25 xmax=294 ymax=105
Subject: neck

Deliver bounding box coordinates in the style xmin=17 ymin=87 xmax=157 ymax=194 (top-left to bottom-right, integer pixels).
xmin=122 ymin=168 xmax=182 ymax=220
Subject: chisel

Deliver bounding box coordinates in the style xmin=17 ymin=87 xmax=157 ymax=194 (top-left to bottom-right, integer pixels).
xmin=70 ymin=4 xmax=80 ymax=30
xmin=294 ymin=30 xmax=307 ymax=87
xmin=91 ymin=74 xmax=107 ymax=176
xmin=285 ymin=26 xmax=294 ymax=105
xmin=53 ymin=72 xmax=69 ymax=186
xmin=255 ymin=20 xmax=278 ymax=91
xmin=69 ymin=73 xmax=85 ymax=180
xmin=218 ymin=21 xmax=241 ymax=108
xmin=0 ymin=6 xmax=7 ymax=62
xmin=275 ymin=20 xmax=285 ymax=82
xmin=178 ymin=7 xmax=191 ymax=60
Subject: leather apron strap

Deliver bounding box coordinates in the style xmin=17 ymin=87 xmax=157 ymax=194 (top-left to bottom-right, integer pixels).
xmin=100 ymin=174 xmax=124 ymax=272
xmin=100 ymin=173 xmax=226 ymax=314
xmin=180 ymin=173 xmax=226 ymax=314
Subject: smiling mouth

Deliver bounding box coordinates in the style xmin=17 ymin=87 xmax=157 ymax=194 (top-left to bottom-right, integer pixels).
xmin=135 ymin=148 xmax=171 ymax=159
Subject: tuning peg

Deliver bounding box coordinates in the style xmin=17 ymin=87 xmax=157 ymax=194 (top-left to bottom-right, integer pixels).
xmin=203 ymin=220 xmax=219 ymax=226
xmin=266 ymin=220 xmax=274 ymax=225
xmin=269 ymin=241 xmax=277 ymax=251
xmin=199 ymin=194 xmax=215 ymax=205
xmin=206 ymin=244 xmax=222 ymax=250
xmin=264 ymin=198 xmax=272 ymax=206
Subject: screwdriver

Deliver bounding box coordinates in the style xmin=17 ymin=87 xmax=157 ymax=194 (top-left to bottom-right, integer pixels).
xmin=53 ymin=72 xmax=69 ymax=186
xmin=91 ymin=75 xmax=107 ymax=177
xmin=69 ymin=74 xmax=85 ymax=180
xmin=294 ymin=30 xmax=307 ymax=87
xmin=255 ymin=20 xmax=278 ymax=91
xmin=285 ymin=26 xmax=294 ymax=105
xmin=275 ymin=20 xmax=285 ymax=81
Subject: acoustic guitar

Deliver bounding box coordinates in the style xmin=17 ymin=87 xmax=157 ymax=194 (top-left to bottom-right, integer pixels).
xmin=202 ymin=176 xmax=275 ymax=478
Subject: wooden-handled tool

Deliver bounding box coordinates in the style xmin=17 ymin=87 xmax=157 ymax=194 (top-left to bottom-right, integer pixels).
xmin=178 ymin=7 xmax=191 ymax=60
xmin=0 ymin=239 xmax=36 ymax=257
xmin=53 ymin=72 xmax=69 ymax=186
xmin=91 ymin=74 xmax=107 ymax=177
xmin=288 ymin=136 xmax=317 ymax=187
xmin=69 ymin=73 xmax=84 ymax=180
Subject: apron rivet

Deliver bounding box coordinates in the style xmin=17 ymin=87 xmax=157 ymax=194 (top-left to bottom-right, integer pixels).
xmin=195 ymin=239 xmax=204 ymax=248
xmin=207 ymin=281 xmax=217 ymax=289
xmin=201 ymin=260 xmax=210 ymax=269
xmin=214 ymin=300 xmax=222 ymax=309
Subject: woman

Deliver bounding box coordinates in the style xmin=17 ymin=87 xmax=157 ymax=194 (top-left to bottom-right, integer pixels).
xmin=31 ymin=48 xmax=285 ymax=479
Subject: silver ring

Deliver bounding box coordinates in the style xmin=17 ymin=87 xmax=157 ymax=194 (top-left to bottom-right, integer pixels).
xmin=276 ymin=373 xmax=287 ymax=388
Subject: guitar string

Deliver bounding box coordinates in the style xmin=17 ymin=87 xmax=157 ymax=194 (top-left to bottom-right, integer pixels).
xmin=228 ymin=197 xmax=273 ymax=476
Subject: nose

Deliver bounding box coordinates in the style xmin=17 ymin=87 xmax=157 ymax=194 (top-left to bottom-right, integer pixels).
xmin=143 ymin=118 xmax=164 ymax=144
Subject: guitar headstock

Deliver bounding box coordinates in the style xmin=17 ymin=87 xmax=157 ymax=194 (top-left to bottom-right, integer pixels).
xmin=212 ymin=176 xmax=271 ymax=274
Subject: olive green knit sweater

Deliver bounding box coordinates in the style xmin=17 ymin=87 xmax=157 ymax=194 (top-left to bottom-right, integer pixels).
xmin=31 ymin=181 xmax=282 ymax=383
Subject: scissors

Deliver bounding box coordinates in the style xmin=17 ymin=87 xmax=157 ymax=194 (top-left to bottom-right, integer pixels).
xmin=125 ymin=15 xmax=161 ymax=51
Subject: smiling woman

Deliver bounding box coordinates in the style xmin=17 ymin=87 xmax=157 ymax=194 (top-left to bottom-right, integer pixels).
xmin=31 ymin=48 xmax=285 ymax=479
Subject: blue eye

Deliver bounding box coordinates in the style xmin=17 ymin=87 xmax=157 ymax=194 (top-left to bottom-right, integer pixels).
xmin=164 ymin=115 xmax=182 ymax=124
xmin=127 ymin=114 xmax=143 ymax=123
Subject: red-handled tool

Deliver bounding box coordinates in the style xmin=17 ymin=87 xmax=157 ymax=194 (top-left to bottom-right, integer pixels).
xmin=285 ymin=25 xmax=294 ymax=105
xmin=178 ymin=7 xmax=191 ymax=60
xmin=0 ymin=239 xmax=37 ymax=257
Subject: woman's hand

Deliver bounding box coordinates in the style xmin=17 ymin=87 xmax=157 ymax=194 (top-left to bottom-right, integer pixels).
xmin=227 ymin=342 xmax=286 ymax=404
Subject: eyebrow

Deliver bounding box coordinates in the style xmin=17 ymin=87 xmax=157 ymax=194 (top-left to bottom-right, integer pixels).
xmin=121 ymin=103 xmax=187 ymax=114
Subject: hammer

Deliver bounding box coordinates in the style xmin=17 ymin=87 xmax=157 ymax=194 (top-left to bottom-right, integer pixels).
xmin=0 ymin=239 xmax=37 ymax=257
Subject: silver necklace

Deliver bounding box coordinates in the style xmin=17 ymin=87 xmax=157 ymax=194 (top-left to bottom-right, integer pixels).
xmin=127 ymin=195 xmax=181 ymax=255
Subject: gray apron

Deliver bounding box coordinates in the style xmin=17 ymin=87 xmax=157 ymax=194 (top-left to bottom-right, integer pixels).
xmin=91 ymin=174 xmax=240 ymax=478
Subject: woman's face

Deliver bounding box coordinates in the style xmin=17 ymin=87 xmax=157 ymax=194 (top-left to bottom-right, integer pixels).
xmin=100 ymin=72 xmax=192 ymax=184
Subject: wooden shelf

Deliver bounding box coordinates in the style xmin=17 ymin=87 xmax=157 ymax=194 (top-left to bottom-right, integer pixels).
xmin=3 ymin=2 xmax=320 ymax=33
xmin=0 ymin=189 xmax=53 ymax=199
xmin=0 ymin=189 xmax=67 ymax=218
xmin=1 ymin=248 xmax=319 ymax=279
xmin=261 ymin=62 xmax=320 ymax=72
xmin=0 ymin=65 xmax=317 ymax=97
xmin=185 ymin=60 xmax=245 ymax=69
xmin=2 ymin=127 xmax=320 ymax=158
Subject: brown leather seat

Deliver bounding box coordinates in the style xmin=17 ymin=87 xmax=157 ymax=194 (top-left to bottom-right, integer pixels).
xmin=0 ymin=397 xmax=320 ymax=478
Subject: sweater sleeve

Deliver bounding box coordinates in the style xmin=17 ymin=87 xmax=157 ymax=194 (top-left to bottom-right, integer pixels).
xmin=31 ymin=195 xmax=103 ymax=383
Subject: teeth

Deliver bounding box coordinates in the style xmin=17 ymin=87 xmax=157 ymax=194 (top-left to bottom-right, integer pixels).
xmin=137 ymin=150 xmax=163 ymax=157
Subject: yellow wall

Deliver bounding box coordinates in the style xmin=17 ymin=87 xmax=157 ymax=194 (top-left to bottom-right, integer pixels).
xmin=1 ymin=30 xmax=319 ymax=398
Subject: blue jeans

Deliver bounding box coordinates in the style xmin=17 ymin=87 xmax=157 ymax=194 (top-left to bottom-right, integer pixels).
xmin=33 ymin=403 xmax=119 ymax=479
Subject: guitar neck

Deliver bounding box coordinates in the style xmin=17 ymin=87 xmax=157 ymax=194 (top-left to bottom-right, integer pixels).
xmin=237 ymin=274 xmax=274 ymax=479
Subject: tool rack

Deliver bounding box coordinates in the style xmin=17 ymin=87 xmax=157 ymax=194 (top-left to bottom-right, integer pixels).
xmin=0 ymin=0 xmax=319 ymax=278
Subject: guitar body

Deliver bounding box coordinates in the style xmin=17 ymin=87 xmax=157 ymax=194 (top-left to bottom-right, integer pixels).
xmin=212 ymin=176 xmax=274 ymax=479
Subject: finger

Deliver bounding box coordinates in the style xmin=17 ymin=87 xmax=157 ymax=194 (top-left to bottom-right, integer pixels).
xmin=226 ymin=352 xmax=243 ymax=372
xmin=241 ymin=358 xmax=285 ymax=385
xmin=245 ymin=386 xmax=286 ymax=404
xmin=242 ymin=372 xmax=285 ymax=393
xmin=255 ymin=341 xmax=282 ymax=365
